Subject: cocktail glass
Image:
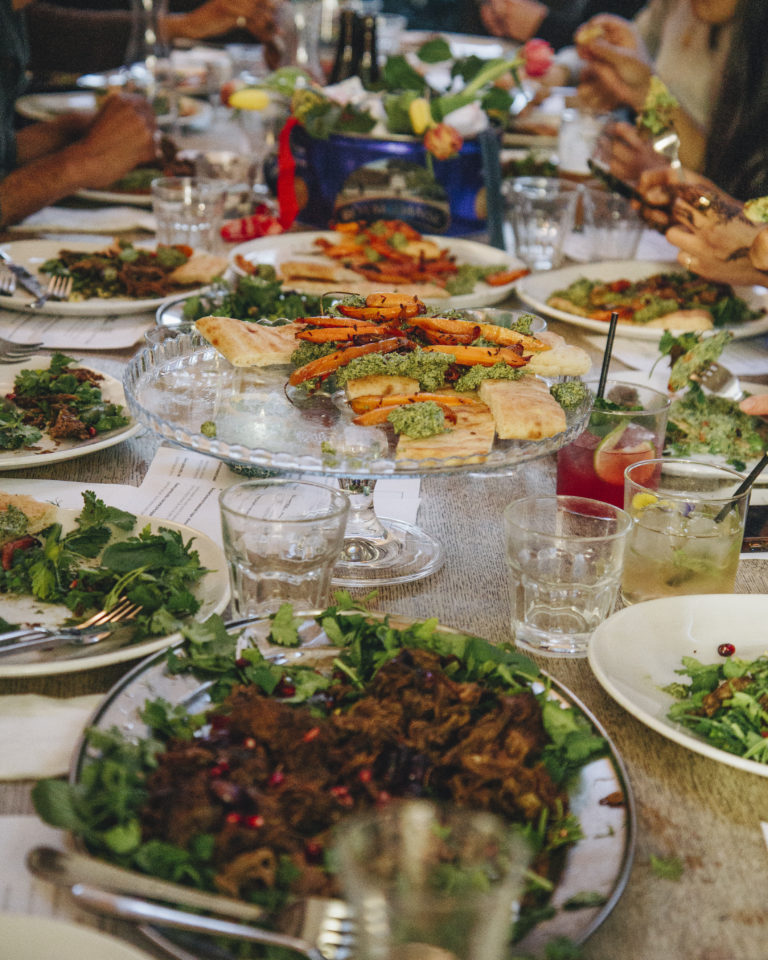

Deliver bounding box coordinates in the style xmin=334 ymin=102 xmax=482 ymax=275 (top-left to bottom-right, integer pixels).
xmin=557 ymin=379 xmax=671 ymax=508
xmin=622 ymin=458 xmax=749 ymax=604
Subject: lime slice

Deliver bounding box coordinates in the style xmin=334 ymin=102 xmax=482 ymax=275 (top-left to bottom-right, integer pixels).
xmin=229 ymin=88 xmax=270 ymax=111
xmin=593 ymin=423 xmax=655 ymax=486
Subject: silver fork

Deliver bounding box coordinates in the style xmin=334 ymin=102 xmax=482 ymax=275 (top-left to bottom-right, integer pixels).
xmin=691 ymin=361 xmax=744 ymax=401
xmin=0 ymin=336 xmax=43 ymax=363
xmin=0 ymin=596 xmax=142 ymax=657
xmin=653 ymin=129 xmax=682 ymax=171
xmin=28 ymin=273 xmax=73 ymax=310
xmin=0 ymin=265 xmax=17 ymax=296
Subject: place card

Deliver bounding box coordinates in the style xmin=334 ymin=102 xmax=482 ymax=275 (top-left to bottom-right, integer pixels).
xmin=0 ymin=310 xmax=151 ymax=350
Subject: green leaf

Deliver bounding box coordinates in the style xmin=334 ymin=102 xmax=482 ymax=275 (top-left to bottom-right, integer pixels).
xmin=417 ymin=38 xmax=452 ymax=63
xmin=30 ymin=779 xmax=90 ymax=832
xmin=268 ymin=603 xmax=304 ymax=647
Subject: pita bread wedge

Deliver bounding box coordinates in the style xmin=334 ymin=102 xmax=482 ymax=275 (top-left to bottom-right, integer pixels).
xmin=195 ymin=316 xmax=299 ymax=367
xmin=278 ymin=260 xmax=361 ymax=284
xmin=526 ymin=331 xmax=591 ymax=377
xmin=0 ymin=492 xmax=57 ymax=546
xmin=396 ymin=404 xmax=495 ymax=465
xmin=168 ymin=253 xmax=229 ymax=285
xmin=345 ymin=375 xmax=420 ymax=400
xmin=478 ymin=375 xmax=566 ymax=439
xmin=276 ymin=276 xmax=452 ymax=300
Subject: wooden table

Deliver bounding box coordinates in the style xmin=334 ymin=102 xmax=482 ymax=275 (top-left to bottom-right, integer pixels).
xmin=0 ymin=303 xmax=767 ymax=960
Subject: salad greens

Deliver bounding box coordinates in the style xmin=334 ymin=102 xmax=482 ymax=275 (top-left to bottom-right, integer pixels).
xmin=664 ymin=654 xmax=768 ymax=763
xmin=33 ymin=593 xmax=610 ymax=945
xmin=181 ymin=267 xmax=322 ymax=324
xmin=0 ymin=490 xmax=206 ymax=639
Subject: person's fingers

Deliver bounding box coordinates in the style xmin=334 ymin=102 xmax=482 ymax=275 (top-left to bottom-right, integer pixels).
xmin=740 ymin=394 xmax=768 ymax=416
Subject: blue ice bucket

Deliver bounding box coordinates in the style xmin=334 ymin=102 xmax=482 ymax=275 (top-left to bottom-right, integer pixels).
xmin=289 ymin=126 xmax=490 ymax=236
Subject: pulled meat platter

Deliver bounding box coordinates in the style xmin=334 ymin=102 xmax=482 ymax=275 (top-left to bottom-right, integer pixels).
xmin=62 ymin=609 xmax=635 ymax=958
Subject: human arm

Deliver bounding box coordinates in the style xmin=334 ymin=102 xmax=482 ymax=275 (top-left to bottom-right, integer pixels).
xmin=0 ymin=95 xmax=155 ymax=228
xmin=161 ymin=0 xmax=277 ymax=43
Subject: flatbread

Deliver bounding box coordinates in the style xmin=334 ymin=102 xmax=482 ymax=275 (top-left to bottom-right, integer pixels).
xmin=526 ymin=331 xmax=592 ymax=376
xmin=478 ymin=376 xmax=566 ymax=440
xmin=168 ymin=253 xmax=229 ymax=285
xmin=396 ymin=404 xmax=495 ymax=465
xmin=345 ymin=375 xmax=420 ymax=400
xmin=276 ymin=276 xmax=452 ymax=300
xmin=195 ymin=316 xmax=299 ymax=367
xmin=0 ymin=492 xmax=57 ymax=546
xmin=278 ymin=260 xmax=362 ymax=284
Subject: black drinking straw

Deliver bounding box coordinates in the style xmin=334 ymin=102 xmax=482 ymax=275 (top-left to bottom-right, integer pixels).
xmin=715 ymin=451 xmax=768 ymax=523
xmin=596 ymin=311 xmax=619 ymax=399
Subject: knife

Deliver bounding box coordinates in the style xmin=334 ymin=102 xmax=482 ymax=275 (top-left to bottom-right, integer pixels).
xmin=0 ymin=248 xmax=46 ymax=299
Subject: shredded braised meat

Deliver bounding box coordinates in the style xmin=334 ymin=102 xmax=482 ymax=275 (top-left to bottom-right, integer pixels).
xmin=141 ymin=648 xmax=568 ymax=901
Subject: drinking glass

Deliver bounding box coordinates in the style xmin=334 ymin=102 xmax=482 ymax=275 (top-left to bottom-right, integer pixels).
xmin=503 ymin=177 xmax=580 ymax=271
xmin=581 ymin=187 xmax=644 ymax=261
xmin=219 ymin=479 xmax=350 ymax=619
xmin=151 ymin=176 xmax=227 ymax=251
xmin=504 ymin=494 xmax=632 ymax=657
xmin=333 ymin=800 xmax=532 ymax=960
xmin=622 ymin=458 xmax=749 ymax=604
xmin=556 ymin=379 xmax=671 ymax=509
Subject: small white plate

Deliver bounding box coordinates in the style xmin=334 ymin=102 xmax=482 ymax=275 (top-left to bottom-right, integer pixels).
xmin=229 ymin=231 xmax=526 ymax=310
xmin=15 ymin=90 xmax=211 ymax=129
xmin=589 ymin=594 xmax=768 ymax=777
xmin=0 ymin=240 xmax=209 ymax=315
xmin=516 ymin=260 xmax=768 ymax=341
xmin=0 ymin=506 xmax=229 ymax=677
xmin=0 ymin=355 xmax=140 ymax=470
xmin=0 ymin=913 xmax=156 ymax=960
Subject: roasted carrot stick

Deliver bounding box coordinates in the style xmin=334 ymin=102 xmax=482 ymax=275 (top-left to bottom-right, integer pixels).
xmin=338 ymin=303 xmax=422 ymax=321
xmin=352 ymin=401 xmax=458 ymax=426
xmin=365 ymin=293 xmax=424 ymax=309
xmin=349 ymin=392 xmax=482 ymax=413
xmin=289 ymin=337 xmax=408 ymax=385
xmin=295 ymin=325 xmax=384 ymax=343
xmin=408 ymin=316 xmax=548 ymax=352
xmin=421 ymin=344 xmax=528 ymax=367
xmin=483 ymin=268 xmax=530 ymax=286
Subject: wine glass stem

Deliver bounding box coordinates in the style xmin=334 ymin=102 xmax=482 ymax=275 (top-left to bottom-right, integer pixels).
xmin=338 ymin=479 xmax=391 ymax=562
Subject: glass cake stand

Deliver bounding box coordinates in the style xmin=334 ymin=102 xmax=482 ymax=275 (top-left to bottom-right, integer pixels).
xmin=123 ymin=332 xmax=591 ymax=586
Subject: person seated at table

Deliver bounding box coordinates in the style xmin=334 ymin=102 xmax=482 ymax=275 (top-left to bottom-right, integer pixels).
xmin=26 ymin=0 xmax=280 ymax=77
xmin=479 ymin=0 xmax=644 ymax=50
xmin=1 ymin=0 xmax=158 ymax=228
xmin=576 ymin=0 xmax=768 ymax=201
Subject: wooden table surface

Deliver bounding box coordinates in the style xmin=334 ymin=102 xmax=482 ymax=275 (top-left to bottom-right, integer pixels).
xmin=0 ymin=289 xmax=767 ymax=960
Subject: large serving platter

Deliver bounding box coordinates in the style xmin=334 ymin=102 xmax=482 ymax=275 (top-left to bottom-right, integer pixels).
xmin=0 ymin=913 xmax=157 ymax=960
xmin=0 ymin=507 xmax=229 ymax=678
xmin=0 ymin=241 xmax=210 ymax=316
xmin=123 ymin=333 xmax=591 ymax=477
xmin=516 ymin=260 xmax=768 ymax=341
xmin=72 ymin=611 xmax=635 ymax=958
xmin=228 ymin=232 xmax=527 ymax=310
xmin=0 ymin=355 xmax=140 ymax=470
xmin=589 ymin=594 xmax=768 ymax=777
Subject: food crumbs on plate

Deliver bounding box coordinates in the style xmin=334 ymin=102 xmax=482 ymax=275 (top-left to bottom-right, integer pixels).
xmin=599 ymin=791 xmax=625 ymax=807
xmin=649 ymin=854 xmax=684 ymax=880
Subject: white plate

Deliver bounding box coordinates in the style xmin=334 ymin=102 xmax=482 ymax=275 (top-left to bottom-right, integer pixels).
xmin=229 ymin=231 xmax=526 ymax=310
xmin=0 ymin=913 xmax=156 ymax=960
xmin=516 ymin=260 xmax=768 ymax=341
xmin=589 ymin=594 xmax=768 ymax=777
xmin=75 ymin=187 xmax=154 ymax=207
xmin=401 ymin=30 xmax=515 ymax=59
xmin=0 ymin=506 xmax=229 ymax=677
xmin=0 ymin=355 xmax=140 ymax=470
xmin=15 ymin=90 xmax=211 ymax=129
xmin=0 ymin=240 xmax=208 ymax=315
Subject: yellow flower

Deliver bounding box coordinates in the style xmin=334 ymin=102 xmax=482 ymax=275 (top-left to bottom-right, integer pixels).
xmin=408 ymin=97 xmax=434 ymax=136
xmin=229 ymin=88 xmax=270 ymax=111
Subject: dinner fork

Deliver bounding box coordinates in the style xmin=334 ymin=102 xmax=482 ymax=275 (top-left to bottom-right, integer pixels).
xmin=0 ymin=596 xmax=142 ymax=657
xmin=0 ymin=265 xmax=17 ymax=296
xmin=27 ymin=273 xmax=73 ymax=310
xmin=691 ymin=361 xmax=744 ymax=402
xmin=0 ymin=337 xmax=42 ymax=363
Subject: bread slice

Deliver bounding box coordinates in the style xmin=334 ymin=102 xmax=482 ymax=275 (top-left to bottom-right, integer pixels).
xmin=478 ymin=375 xmax=566 ymax=439
xmin=396 ymin=404 xmax=495 ymax=465
xmin=345 ymin=375 xmax=420 ymax=400
xmin=168 ymin=253 xmax=229 ymax=285
xmin=526 ymin=331 xmax=592 ymax=377
xmin=278 ymin=260 xmax=361 ymax=284
xmin=0 ymin=492 xmax=57 ymax=546
xmin=195 ymin=316 xmax=299 ymax=367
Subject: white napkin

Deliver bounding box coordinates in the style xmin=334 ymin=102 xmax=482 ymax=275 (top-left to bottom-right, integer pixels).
xmin=11 ymin=206 xmax=156 ymax=234
xmin=0 ymin=694 xmax=102 ymax=780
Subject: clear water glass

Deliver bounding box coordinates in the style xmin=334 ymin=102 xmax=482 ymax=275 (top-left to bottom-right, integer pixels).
xmin=151 ymin=176 xmax=227 ymax=251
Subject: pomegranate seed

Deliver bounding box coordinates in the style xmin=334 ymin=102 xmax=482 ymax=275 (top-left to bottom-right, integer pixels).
xmin=247 ymin=814 xmax=264 ymax=829
xmin=277 ymin=679 xmax=296 ymax=697
xmin=717 ymin=643 xmax=736 ymax=657
xmin=762 ymin=731 xmax=768 ymax=739
xmin=88 ymin=426 xmax=97 ymax=437
xmin=304 ymin=841 xmax=323 ymax=863
xmin=243 ymin=737 xmax=257 ymax=749
xmin=209 ymin=760 xmax=230 ymax=777
xmin=225 ymin=812 xmax=242 ymax=825
xmin=268 ymin=770 xmax=285 ymax=787
xmin=302 ymin=727 xmax=320 ymax=743
xmin=235 ymin=657 xmax=249 ymax=668
xmin=358 ymin=768 xmax=372 ymax=784
xmin=69 ymin=580 xmax=78 ymax=589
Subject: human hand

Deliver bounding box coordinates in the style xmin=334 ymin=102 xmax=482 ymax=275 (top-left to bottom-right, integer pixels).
xmin=595 ymin=120 xmax=668 ymax=185
xmin=575 ymin=13 xmax=640 ymax=53
xmin=740 ymin=394 xmax=768 ymax=417
xmin=169 ymin=0 xmax=277 ymax=42
xmin=64 ymin=94 xmax=156 ymax=190
xmin=576 ymin=27 xmax=653 ymax=114
xmin=479 ymin=0 xmax=548 ymax=42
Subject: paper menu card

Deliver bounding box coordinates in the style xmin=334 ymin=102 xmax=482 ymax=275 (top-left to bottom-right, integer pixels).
xmin=0 ymin=310 xmax=152 ymax=350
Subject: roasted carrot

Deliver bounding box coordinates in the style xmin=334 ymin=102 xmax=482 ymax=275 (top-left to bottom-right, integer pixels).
xmin=295 ymin=325 xmax=384 ymax=343
xmin=483 ymin=267 xmax=530 ymax=286
xmin=408 ymin=315 xmax=548 ymax=352
xmin=289 ymin=337 xmax=408 ymax=386
xmin=338 ymin=303 xmax=422 ymax=321
xmin=365 ymin=293 xmax=424 ymax=309
xmin=352 ymin=401 xmax=458 ymax=426
xmin=421 ymin=344 xmax=528 ymax=367
xmin=234 ymin=254 xmax=257 ymax=275
xmin=349 ymin=392 xmax=483 ymax=413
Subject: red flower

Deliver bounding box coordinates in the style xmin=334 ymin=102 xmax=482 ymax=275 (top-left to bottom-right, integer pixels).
xmin=522 ymin=38 xmax=554 ymax=78
xmin=423 ymin=123 xmax=463 ymax=160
